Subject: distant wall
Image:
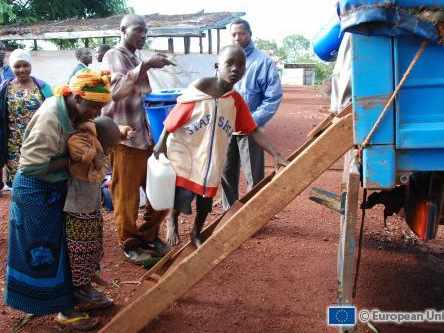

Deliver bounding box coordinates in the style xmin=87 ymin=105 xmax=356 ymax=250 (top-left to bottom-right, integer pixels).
xmin=24 ymin=50 xmax=217 ymax=90
xmin=282 ymin=68 xmax=304 ymax=85
xmin=281 ymin=67 xmax=316 ymax=86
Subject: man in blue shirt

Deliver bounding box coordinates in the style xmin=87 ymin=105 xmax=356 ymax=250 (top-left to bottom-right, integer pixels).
xmin=0 ymin=43 xmax=14 ymax=84
xmin=68 ymin=48 xmax=92 ymax=81
xmin=221 ymin=19 xmax=283 ymax=209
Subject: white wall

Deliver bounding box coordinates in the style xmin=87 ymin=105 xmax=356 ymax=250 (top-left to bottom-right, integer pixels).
xmin=25 ymin=50 xmax=217 ymax=89
xmin=281 ymin=68 xmax=304 ymax=86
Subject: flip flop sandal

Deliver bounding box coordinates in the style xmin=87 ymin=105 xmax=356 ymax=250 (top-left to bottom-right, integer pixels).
xmin=122 ymin=237 xmax=143 ymax=252
xmin=76 ymin=297 xmax=114 ymax=311
xmin=55 ymin=312 xmax=100 ymax=331
xmin=12 ymin=313 xmax=34 ymax=333
xmin=74 ymin=288 xmax=114 ymax=311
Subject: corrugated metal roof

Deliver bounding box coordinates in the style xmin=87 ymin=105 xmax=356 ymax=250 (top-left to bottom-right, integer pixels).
xmin=0 ymin=10 xmax=245 ymax=40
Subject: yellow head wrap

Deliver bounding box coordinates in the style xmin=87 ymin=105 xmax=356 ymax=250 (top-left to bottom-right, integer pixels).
xmin=54 ymin=69 xmax=112 ymax=103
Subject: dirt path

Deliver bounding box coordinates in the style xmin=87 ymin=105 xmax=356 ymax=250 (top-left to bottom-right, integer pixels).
xmin=1 ymin=87 xmax=444 ymax=333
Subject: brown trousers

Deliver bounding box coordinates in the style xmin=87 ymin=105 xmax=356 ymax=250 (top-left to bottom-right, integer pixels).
xmin=111 ymin=144 xmax=166 ymax=244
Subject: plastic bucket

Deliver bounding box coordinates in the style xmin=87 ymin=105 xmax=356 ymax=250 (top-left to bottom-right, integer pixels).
xmin=313 ymin=18 xmax=344 ymax=62
xmin=144 ymin=89 xmax=182 ymax=143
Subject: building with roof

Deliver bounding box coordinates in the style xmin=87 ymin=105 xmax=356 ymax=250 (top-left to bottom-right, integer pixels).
xmin=0 ymin=10 xmax=245 ymax=54
xmin=282 ymin=63 xmax=316 ymax=86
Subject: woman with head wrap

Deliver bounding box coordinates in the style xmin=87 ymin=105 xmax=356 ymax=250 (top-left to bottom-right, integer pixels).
xmin=0 ymin=49 xmax=52 ymax=188
xmin=4 ymin=69 xmax=111 ymax=330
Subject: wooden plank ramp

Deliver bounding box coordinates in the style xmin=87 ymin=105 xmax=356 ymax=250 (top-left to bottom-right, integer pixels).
xmin=143 ymin=119 xmax=323 ymax=279
xmin=99 ymin=113 xmax=354 ymax=333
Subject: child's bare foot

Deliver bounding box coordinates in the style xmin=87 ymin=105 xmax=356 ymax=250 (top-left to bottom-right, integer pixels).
xmin=166 ymin=229 xmax=180 ymax=246
xmin=166 ymin=230 xmax=180 ymax=246
xmin=166 ymin=218 xmax=180 ymax=246
xmin=191 ymin=229 xmax=203 ymax=248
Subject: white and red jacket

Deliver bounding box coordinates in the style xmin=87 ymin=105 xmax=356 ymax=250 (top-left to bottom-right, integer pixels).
xmin=165 ymin=85 xmax=257 ymax=198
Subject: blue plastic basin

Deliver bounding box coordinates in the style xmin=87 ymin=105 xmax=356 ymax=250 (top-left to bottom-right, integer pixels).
xmin=145 ymin=89 xmax=183 ymax=143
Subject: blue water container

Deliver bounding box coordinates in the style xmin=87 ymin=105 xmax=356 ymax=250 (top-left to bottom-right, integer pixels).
xmin=313 ymin=17 xmax=344 ymax=62
xmin=144 ymin=89 xmax=182 ymax=143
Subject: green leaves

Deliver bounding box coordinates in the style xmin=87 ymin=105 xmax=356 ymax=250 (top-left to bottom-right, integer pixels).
xmin=254 ymin=34 xmax=334 ymax=84
xmin=281 ymin=34 xmax=311 ymax=63
xmin=1 ymin=0 xmax=127 ymax=25
xmin=0 ymin=0 xmax=15 ymax=24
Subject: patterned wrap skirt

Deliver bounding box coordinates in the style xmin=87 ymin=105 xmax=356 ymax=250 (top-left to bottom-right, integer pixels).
xmin=4 ymin=172 xmax=74 ymax=315
xmin=64 ymin=210 xmax=104 ymax=287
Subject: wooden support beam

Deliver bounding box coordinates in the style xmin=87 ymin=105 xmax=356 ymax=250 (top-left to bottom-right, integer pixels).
xmin=217 ymin=29 xmax=221 ymax=54
xmin=307 ymin=113 xmax=335 ymax=140
xmin=309 ymin=187 xmax=343 ymax=214
xmin=168 ymin=37 xmax=174 ymax=54
xmin=102 ymin=37 xmax=106 ymax=44
xmin=33 ymin=40 xmax=38 ymax=51
xmin=99 ymin=114 xmax=353 ymax=333
xmin=208 ymin=29 xmax=212 ymax=54
xmin=184 ymin=36 xmax=191 ymax=54
xmin=199 ymin=36 xmax=203 ymax=54
xmin=337 ymin=151 xmax=360 ymax=306
xmin=84 ymin=38 xmax=89 ymax=48
xmin=307 ymin=104 xmax=352 ymax=141
xmin=337 ymin=103 xmax=353 ymax=118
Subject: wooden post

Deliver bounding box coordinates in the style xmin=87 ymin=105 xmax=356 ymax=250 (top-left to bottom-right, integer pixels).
xmin=168 ymin=38 xmax=174 ymax=54
xmin=102 ymin=37 xmax=106 ymax=44
xmin=199 ymin=36 xmax=203 ymax=54
xmin=208 ymin=29 xmax=212 ymax=54
xmin=99 ymin=114 xmax=354 ymax=333
xmin=84 ymin=39 xmax=89 ymax=48
xmin=184 ymin=36 xmax=190 ymax=54
xmin=217 ymin=29 xmax=221 ymax=54
xmin=33 ymin=40 xmax=38 ymax=51
xmin=337 ymin=150 xmax=360 ymax=333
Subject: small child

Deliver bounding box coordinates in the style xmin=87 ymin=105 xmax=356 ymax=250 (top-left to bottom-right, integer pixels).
xmin=69 ymin=48 xmax=92 ymax=81
xmin=154 ymin=45 xmax=287 ymax=248
xmin=64 ymin=116 xmax=131 ymax=309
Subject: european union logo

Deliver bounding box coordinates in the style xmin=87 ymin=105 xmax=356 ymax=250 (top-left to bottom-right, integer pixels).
xmin=327 ymin=305 xmax=357 ymax=327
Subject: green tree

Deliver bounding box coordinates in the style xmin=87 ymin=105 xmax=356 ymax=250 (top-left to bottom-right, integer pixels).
xmin=255 ymin=38 xmax=278 ymax=53
xmin=277 ymin=34 xmax=334 ymax=84
xmin=0 ymin=0 xmax=14 ymax=24
xmin=313 ymin=61 xmax=334 ymax=85
xmin=280 ymin=34 xmax=311 ymax=63
xmin=0 ymin=0 xmax=127 ymax=50
xmin=241 ymin=34 xmax=335 ymax=84
xmin=4 ymin=0 xmax=127 ymax=24
xmin=255 ymin=38 xmax=286 ymax=59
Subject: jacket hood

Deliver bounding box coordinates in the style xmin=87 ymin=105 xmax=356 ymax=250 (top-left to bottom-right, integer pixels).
xmin=177 ymin=83 xmax=235 ymax=104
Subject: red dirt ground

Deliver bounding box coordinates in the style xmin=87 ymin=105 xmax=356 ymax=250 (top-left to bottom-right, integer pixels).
xmin=1 ymin=86 xmax=444 ymax=333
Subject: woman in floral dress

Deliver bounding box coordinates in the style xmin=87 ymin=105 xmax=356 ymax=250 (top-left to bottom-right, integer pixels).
xmin=0 ymin=49 xmax=52 ymax=186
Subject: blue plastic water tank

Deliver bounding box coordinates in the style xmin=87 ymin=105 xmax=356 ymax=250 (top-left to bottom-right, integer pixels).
xmin=144 ymin=89 xmax=182 ymax=143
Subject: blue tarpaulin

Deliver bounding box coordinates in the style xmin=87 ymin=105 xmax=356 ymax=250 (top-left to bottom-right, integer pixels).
xmin=339 ymin=0 xmax=444 ymax=42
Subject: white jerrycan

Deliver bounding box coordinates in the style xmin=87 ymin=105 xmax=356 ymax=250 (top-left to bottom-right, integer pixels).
xmin=146 ymin=153 xmax=176 ymax=210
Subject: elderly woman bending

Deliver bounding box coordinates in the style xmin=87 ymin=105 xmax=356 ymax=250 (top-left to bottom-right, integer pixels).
xmin=4 ymin=70 xmax=111 ymax=330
